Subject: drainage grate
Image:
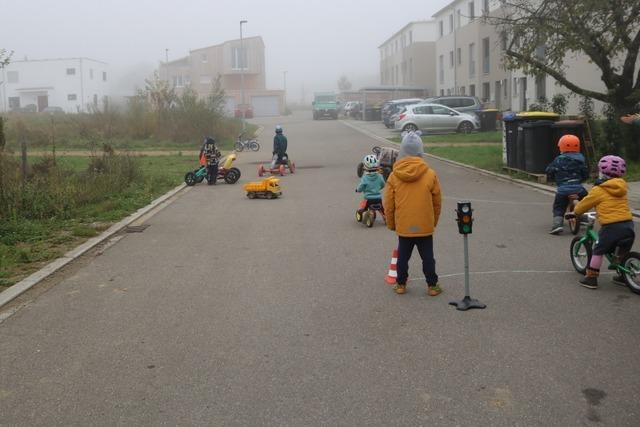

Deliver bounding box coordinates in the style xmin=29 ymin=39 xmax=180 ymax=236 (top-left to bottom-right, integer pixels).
xmin=125 ymin=224 xmax=150 ymax=233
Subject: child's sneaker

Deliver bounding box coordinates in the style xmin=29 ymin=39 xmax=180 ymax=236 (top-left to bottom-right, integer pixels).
xmin=549 ymin=225 xmax=563 ymax=235
xmin=612 ymin=274 xmax=626 ymax=286
xmin=394 ymin=284 xmax=407 ymax=294
xmin=427 ymin=284 xmax=442 ymax=296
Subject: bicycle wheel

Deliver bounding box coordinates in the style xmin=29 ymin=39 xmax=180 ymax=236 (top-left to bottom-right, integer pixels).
xmin=621 ymin=252 xmax=640 ymax=295
xmin=234 ymin=142 xmax=244 ymax=152
xmin=249 ymin=141 xmax=260 ymax=151
xmin=570 ymin=236 xmax=592 ymax=275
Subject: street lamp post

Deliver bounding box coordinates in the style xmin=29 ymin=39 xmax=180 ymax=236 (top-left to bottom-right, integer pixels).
xmin=165 ymin=48 xmax=169 ymax=83
xmin=283 ymin=71 xmax=287 ymax=115
xmin=240 ymin=20 xmax=247 ymax=131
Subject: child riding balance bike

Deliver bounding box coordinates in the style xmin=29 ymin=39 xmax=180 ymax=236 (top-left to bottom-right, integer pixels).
xmin=566 ymin=155 xmax=639 ymax=293
xmin=355 ymin=154 xmax=386 ymax=227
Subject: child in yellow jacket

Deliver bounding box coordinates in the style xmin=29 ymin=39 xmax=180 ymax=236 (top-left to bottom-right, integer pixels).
xmin=571 ymin=155 xmax=634 ymax=289
xmin=383 ymin=131 xmax=442 ymax=296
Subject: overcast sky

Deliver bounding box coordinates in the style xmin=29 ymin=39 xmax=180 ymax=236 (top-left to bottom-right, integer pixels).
xmin=1 ymin=0 xmax=451 ymax=101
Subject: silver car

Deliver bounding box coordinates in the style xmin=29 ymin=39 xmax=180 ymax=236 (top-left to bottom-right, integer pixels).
xmin=394 ymin=103 xmax=480 ymax=133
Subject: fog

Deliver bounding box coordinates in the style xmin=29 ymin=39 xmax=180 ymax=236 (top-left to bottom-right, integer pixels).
xmin=1 ymin=0 xmax=451 ymax=102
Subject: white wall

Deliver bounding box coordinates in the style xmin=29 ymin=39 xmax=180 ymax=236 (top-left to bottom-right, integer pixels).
xmin=1 ymin=58 xmax=110 ymax=113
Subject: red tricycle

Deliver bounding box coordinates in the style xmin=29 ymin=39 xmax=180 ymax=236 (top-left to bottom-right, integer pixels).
xmin=258 ymin=154 xmax=296 ymax=177
xmin=355 ymin=199 xmax=386 ymax=228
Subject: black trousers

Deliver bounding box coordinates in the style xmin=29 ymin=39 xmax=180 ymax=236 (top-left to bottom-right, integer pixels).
xmin=594 ymin=220 xmax=635 ymax=256
xmin=552 ymin=188 xmax=587 ymax=217
xmin=206 ymin=163 xmax=218 ymax=184
xmin=396 ymin=235 xmax=438 ymax=286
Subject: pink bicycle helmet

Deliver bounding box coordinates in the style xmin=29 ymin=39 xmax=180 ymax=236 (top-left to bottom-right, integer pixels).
xmin=598 ymin=155 xmax=626 ymax=177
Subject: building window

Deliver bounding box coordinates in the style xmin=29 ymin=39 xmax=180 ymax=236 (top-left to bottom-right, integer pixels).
xmin=457 ymin=9 xmax=462 ymax=27
xmin=501 ymin=32 xmax=508 ymax=51
xmin=482 ymin=37 xmax=490 ymax=74
xmin=439 ymin=21 xmax=443 ymax=37
xmin=513 ymin=77 xmax=518 ymax=96
xmin=440 ymin=89 xmax=445 ymax=96
xmin=409 ymin=58 xmax=413 ymax=83
xmin=93 ymin=94 xmax=98 ymax=106
xmin=201 ymin=53 xmax=207 ymax=63
xmin=67 ymin=94 xmax=77 ymax=101
xmin=503 ymin=79 xmax=508 ymax=98
xmin=449 ymin=51 xmax=454 ymax=68
xmin=66 ymin=68 xmax=76 ymax=75
xmin=447 ymin=88 xmax=452 ymax=96
xmin=469 ymin=43 xmax=476 ymax=77
xmin=483 ymin=0 xmax=490 ymax=14
xmin=103 ymin=71 xmax=107 ymax=81
xmin=409 ymin=31 xmax=413 ymax=44
xmin=8 ymin=97 xmax=20 ymax=110
xmin=457 ymin=47 xmax=462 ymax=65
xmin=460 ymin=86 xmax=466 ymax=95
xmin=90 ymin=69 xmax=94 ymax=79
xmin=449 ymin=14 xmax=454 ymax=33
xmin=469 ymin=1 xmax=475 ymax=20
xmin=439 ymin=55 xmax=444 ymax=84
xmin=7 ymin=71 xmax=18 ymax=83
xmin=232 ymin=47 xmax=248 ymax=70
xmin=482 ymin=82 xmax=491 ymax=102
xmin=536 ymin=74 xmax=546 ymax=100
xmin=470 ymin=84 xmax=476 ymax=96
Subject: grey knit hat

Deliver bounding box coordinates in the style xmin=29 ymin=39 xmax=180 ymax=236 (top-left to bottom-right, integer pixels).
xmin=399 ymin=130 xmax=424 ymax=158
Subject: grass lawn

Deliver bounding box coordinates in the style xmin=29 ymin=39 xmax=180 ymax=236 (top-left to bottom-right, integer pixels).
xmin=388 ymin=130 xmax=502 ymax=144
xmin=0 ymin=154 xmax=193 ymax=290
xmin=426 ymin=145 xmax=504 ymax=173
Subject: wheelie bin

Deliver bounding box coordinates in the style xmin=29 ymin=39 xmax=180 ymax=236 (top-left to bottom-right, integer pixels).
xmin=478 ymin=109 xmax=499 ymax=131
xmin=502 ymin=112 xmax=519 ymax=167
xmin=521 ymin=120 xmax=556 ymax=173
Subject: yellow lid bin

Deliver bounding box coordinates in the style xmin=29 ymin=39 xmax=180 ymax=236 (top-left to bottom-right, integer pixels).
xmin=516 ymin=111 xmax=560 ymax=119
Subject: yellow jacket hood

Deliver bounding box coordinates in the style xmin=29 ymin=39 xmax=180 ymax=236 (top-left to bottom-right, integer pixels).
xmin=598 ymin=178 xmax=627 ymax=197
xmin=392 ymin=157 xmax=430 ymax=183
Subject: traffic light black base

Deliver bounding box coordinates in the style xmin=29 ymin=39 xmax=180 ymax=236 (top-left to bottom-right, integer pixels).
xmin=449 ymin=296 xmax=486 ymax=311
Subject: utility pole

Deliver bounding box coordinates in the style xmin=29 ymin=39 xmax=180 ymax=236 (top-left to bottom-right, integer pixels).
xmin=165 ymin=48 xmax=169 ymax=83
xmin=240 ymin=20 xmax=247 ymax=132
xmin=283 ymin=71 xmax=287 ymax=114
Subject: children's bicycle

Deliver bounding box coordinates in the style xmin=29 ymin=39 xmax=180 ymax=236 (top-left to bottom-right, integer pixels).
xmin=234 ymin=133 xmax=260 ymax=152
xmin=565 ymin=194 xmax=581 ymax=235
xmin=355 ymin=199 xmax=385 ymax=228
xmin=569 ymin=212 xmax=640 ymax=294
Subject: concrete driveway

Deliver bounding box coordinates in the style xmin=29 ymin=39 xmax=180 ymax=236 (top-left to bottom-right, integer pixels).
xmin=1 ymin=111 xmax=639 ymax=426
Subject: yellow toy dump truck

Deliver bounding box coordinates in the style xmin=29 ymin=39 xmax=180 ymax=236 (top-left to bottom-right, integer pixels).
xmin=243 ymin=177 xmax=282 ymax=199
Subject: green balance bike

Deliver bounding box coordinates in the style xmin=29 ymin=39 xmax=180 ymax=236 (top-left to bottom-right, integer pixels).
xmin=569 ymin=212 xmax=640 ymax=295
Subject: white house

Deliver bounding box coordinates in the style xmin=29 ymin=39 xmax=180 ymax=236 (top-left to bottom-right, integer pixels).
xmin=0 ymin=58 xmax=110 ymax=113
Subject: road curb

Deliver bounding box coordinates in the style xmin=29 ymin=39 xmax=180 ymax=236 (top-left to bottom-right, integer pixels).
xmin=0 ymin=183 xmax=188 ymax=309
xmin=341 ymin=119 xmax=640 ymax=218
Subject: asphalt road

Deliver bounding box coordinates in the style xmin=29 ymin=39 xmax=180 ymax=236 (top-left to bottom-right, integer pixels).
xmin=1 ymin=112 xmax=639 ymax=426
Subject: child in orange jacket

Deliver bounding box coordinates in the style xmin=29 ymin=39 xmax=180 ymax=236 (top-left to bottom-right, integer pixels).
xmin=383 ymin=131 xmax=443 ymax=296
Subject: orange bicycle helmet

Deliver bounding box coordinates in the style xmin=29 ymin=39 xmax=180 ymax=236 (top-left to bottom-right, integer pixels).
xmin=558 ymin=134 xmax=580 ymax=153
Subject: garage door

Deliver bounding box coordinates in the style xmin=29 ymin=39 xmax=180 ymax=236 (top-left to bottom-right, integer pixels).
xmin=224 ymin=97 xmax=236 ymax=116
xmin=251 ymin=96 xmax=280 ymax=117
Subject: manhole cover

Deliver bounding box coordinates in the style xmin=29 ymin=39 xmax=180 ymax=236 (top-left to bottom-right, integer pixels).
xmin=125 ymin=224 xmax=150 ymax=233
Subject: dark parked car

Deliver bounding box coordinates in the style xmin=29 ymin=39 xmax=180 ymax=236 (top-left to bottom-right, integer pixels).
xmin=382 ymin=98 xmax=424 ymax=128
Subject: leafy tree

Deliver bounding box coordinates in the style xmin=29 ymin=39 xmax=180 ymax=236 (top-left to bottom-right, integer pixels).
xmin=337 ymin=75 xmax=353 ymax=92
xmin=491 ymin=0 xmax=640 ymax=116
xmin=207 ymin=75 xmax=226 ymax=117
xmin=0 ymin=48 xmax=12 ymax=67
xmin=137 ymin=71 xmax=176 ymax=113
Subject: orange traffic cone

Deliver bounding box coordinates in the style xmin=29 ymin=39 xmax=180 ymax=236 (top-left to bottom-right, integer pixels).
xmin=385 ymin=249 xmax=399 ymax=285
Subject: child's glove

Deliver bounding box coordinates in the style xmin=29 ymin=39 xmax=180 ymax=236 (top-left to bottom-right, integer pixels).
xmin=564 ymin=213 xmax=576 ymax=220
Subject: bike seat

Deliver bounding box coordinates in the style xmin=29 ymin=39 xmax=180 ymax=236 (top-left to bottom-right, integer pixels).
xmin=369 ymin=203 xmax=383 ymax=211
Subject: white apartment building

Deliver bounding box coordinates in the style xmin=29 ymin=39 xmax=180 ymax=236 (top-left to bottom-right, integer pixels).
xmin=0 ymin=58 xmax=110 ymax=113
xmin=433 ymin=0 xmax=608 ymax=114
xmin=379 ymin=21 xmax=438 ymax=95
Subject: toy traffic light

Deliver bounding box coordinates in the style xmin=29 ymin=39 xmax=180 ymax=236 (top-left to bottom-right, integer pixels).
xmin=456 ymin=201 xmax=473 ymax=234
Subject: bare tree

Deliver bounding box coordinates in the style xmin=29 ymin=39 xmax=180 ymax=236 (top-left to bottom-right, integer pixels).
xmin=337 ymin=75 xmax=353 ymax=92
